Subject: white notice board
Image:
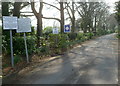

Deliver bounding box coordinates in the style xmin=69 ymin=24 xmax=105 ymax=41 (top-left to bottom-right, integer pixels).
xmin=17 ymin=18 xmax=31 ymax=33
xmin=3 ymin=16 xmax=18 ymax=30
xmin=53 ymin=28 xmax=59 ymax=34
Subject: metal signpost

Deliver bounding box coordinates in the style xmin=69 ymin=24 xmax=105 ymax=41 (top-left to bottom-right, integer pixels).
xmin=53 ymin=28 xmax=59 ymax=34
xmin=17 ymin=18 xmax=31 ymax=63
xmin=64 ymin=25 xmax=71 ymax=33
xmin=3 ymin=16 xmax=18 ymax=67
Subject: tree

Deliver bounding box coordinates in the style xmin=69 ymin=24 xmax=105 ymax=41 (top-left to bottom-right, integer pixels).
xmin=115 ymin=0 xmax=120 ymax=35
xmin=13 ymin=2 xmax=30 ymax=17
xmin=65 ymin=1 xmax=76 ymax=33
xmin=76 ymin=2 xmax=109 ymax=33
xmin=42 ymin=1 xmax=64 ymax=33
xmin=31 ymin=0 xmax=43 ymax=46
xmin=115 ymin=0 xmax=120 ymax=24
xmin=76 ymin=2 xmax=95 ymax=33
xmin=31 ymin=0 xmax=43 ymax=37
xmin=2 ymin=2 xmax=10 ymax=39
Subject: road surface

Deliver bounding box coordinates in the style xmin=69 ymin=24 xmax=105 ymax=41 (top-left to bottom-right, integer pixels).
xmin=3 ymin=33 xmax=118 ymax=84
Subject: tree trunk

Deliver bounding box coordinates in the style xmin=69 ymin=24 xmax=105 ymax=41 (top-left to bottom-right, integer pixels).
xmin=37 ymin=15 xmax=42 ymax=37
xmin=60 ymin=2 xmax=64 ymax=34
xmin=2 ymin=2 xmax=10 ymax=39
xmin=94 ymin=15 xmax=97 ymax=32
xmin=36 ymin=15 xmax=42 ymax=47
xmin=83 ymin=28 xmax=87 ymax=33
xmin=71 ymin=18 xmax=75 ymax=33
xmin=2 ymin=2 xmax=9 ymax=16
xmin=71 ymin=2 xmax=75 ymax=33
xmin=13 ymin=2 xmax=22 ymax=18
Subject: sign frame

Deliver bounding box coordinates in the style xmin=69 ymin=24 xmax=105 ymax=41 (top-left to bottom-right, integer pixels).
xmin=64 ymin=25 xmax=71 ymax=33
xmin=17 ymin=18 xmax=31 ymax=33
xmin=3 ymin=16 xmax=18 ymax=30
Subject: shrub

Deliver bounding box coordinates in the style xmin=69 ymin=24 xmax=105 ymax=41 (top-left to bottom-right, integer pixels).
xmin=48 ymin=34 xmax=68 ymax=53
xmin=117 ymin=34 xmax=120 ymax=39
xmin=77 ymin=33 xmax=84 ymax=40
xmin=96 ymin=29 xmax=105 ymax=36
xmin=34 ymin=37 xmax=50 ymax=56
xmin=35 ymin=45 xmax=50 ymax=56
xmin=14 ymin=55 xmax=22 ymax=65
xmin=84 ymin=32 xmax=94 ymax=39
xmin=68 ymin=33 xmax=77 ymax=41
xmin=3 ymin=36 xmax=37 ymax=55
xmin=43 ymin=26 xmax=53 ymax=35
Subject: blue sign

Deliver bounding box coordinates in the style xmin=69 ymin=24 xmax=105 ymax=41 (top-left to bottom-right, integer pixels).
xmin=64 ymin=25 xmax=71 ymax=32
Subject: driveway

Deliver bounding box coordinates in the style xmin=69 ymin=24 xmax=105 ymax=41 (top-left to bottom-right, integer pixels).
xmin=3 ymin=33 xmax=118 ymax=84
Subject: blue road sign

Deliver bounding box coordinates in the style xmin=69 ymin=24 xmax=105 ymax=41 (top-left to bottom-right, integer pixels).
xmin=64 ymin=25 xmax=71 ymax=33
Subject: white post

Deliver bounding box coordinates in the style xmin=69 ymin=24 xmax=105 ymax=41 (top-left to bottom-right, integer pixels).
xmin=10 ymin=30 xmax=14 ymax=67
xmin=24 ymin=33 xmax=29 ymax=63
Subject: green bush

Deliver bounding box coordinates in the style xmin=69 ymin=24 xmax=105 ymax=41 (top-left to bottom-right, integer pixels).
xmin=48 ymin=34 xmax=68 ymax=53
xmin=77 ymin=33 xmax=84 ymax=40
xmin=117 ymin=34 xmax=120 ymax=39
xmin=43 ymin=26 xmax=53 ymax=35
xmin=14 ymin=55 xmax=22 ymax=65
xmin=34 ymin=37 xmax=50 ymax=56
xmin=68 ymin=33 xmax=77 ymax=41
xmin=3 ymin=64 xmax=9 ymax=68
xmin=84 ymin=32 xmax=94 ymax=39
xmin=3 ymin=36 xmax=37 ymax=55
xmin=35 ymin=45 xmax=50 ymax=56
xmin=96 ymin=29 xmax=105 ymax=36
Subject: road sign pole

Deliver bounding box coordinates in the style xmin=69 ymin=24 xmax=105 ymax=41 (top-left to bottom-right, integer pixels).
xmin=24 ymin=33 xmax=29 ymax=63
xmin=10 ymin=30 xmax=14 ymax=67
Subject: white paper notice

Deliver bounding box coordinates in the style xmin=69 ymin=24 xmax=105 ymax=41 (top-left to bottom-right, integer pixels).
xmin=3 ymin=16 xmax=18 ymax=30
xmin=17 ymin=18 xmax=31 ymax=33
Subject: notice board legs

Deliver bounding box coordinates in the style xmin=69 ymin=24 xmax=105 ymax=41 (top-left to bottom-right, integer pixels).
xmin=10 ymin=30 xmax=14 ymax=67
xmin=24 ymin=33 xmax=29 ymax=63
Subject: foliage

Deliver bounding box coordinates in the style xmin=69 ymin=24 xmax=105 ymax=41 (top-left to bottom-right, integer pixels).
xmin=3 ymin=64 xmax=9 ymax=68
xmin=116 ymin=34 xmax=120 ymax=39
xmin=3 ymin=36 xmax=37 ymax=55
xmin=34 ymin=37 xmax=50 ymax=56
xmin=115 ymin=1 xmax=120 ymax=36
xmin=84 ymin=32 xmax=94 ymax=39
xmin=115 ymin=1 xmax=120 ymax=24
xmin=14 ymin=55 xmax=22 ymax=65
xmin=43 ymin=26 xmax=53 ymax=35
xmin=76 ymin=33 xmax=84 ymax=41
xmin=68 ymin=33 xmax=77 ymax=41
xmin=48 ymin=34 xmax=68 ymax=54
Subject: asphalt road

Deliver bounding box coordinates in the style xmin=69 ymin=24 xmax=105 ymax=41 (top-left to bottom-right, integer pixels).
xmin=3 ymin=33 xmax=118 ymax=84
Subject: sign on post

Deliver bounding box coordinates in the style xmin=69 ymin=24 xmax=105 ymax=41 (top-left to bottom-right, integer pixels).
xmin=3 ymin=16 xmax=18 ymax=67
xmin=64 ymin=25 xmax=71 ymax=33
xmin=17 ymin=18 xmax=31 ymax=33
xmin=3 ymin=16 xmax=18 ymax=30
xmin=53 ymin=28 xmax=59 ymax=34
xmin=17 ymin=18 xmax=31 ymax=63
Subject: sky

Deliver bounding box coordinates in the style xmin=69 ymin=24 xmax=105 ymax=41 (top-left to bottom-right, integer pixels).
xmin=0 ymin=0 xmax=119 ymax=27
xmin=104 ymin=0 xmax=119 ymax=13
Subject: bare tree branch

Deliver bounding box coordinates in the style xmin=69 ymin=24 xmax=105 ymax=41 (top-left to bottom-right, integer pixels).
xmin=31 ymin=1 xmax=38 ymax=17
xmin=20 ymin=2 xmax=30 ymax=10
xmin=43 ymin=2 xmax=60 ymax=11
xmin=39 ymin=0 xmax=43 ymax=13
xmin=42 ymin=16 xmax=61 ymax=22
